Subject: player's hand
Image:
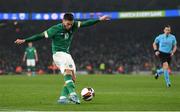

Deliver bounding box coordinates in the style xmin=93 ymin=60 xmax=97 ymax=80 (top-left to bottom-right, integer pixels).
xmin=171 ymin=52 xmax=174 ymax=57
xmin=36 ymin=59 xmax=38 ymax=62
xmin=99 ymin=15 xmax=110 ymax=21
xmin=155 ymin=51 xmax=160 ymax=56
xmin=14 ymin=39 xmax=25 ymax=44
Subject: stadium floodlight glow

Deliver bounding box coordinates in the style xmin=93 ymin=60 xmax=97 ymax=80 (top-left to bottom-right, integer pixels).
xmin=51 ymin=13 xmax=59 ymax=20
xmin=43 ymin=13 xmax=50 ymax=20
xmin=3 ymin=13 xmax=9 ymax=20
xmin=60 ymin=13 xmax=65 ymax=19
xmin=19 ymin=13 xmax=26 ymax=20
xmin=0 ymin=13 xmax=29 ymax=20
xmin=34 ymin=13 xmax=42 ymax=20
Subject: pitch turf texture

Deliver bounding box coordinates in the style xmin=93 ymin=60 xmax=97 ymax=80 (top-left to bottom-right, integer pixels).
xmin=0 ymin=74 xmax=180 ymax=111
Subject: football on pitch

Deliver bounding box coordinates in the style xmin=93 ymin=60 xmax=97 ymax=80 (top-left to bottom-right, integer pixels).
xmin=81 ymin=87 xmax=95 ymax=101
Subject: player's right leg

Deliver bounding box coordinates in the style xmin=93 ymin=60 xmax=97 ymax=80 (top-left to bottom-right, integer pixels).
xmin=155 ymin=68 xmax=163 ymax=79
xmin=63 ymin=69 xmax=80 ymax=104
xmin=30 ymin=59 xmax=36 ymax=76
xmin=53 ymin=52 xmax=80 ymax=104
xmin=26 ymin=59 xmax=32 ymax=76
xmin=57 ymin=70 xmax=80 ymax=104
xmin=162 ymin=62 xmax=171 ymax=87
xmin=155 ymin=52 xmax=171 ymax=87
xmin=155 ymin=53 xmax=164 ymax=79
xmin=57 ymin=84 xmax=69 ymax=104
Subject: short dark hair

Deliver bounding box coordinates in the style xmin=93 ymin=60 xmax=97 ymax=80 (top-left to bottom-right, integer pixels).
xmin=63 ymin=13 xmax=74 ymax=21
xmin=164 ymin=25 xmax=171 ymax=28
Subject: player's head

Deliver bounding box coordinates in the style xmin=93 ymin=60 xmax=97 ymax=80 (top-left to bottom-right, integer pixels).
xmin=164 ymin=25 xmax=171 ymax=35
xmin=62 ymin=13 xmax=74 ymax=30
xmin=28 ymin=42 xmax=33 ymax=47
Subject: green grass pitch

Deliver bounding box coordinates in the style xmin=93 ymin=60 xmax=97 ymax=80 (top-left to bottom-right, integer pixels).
xmin=0 ymin=74 xmax=180 ymax=111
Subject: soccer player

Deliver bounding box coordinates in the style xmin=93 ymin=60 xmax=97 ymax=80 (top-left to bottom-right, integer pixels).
xmin=15 ymin=13 xmax=110 ymax=104
xmin=153 ymin=25 xmax=177 ymax=87
xmin=23 ymin=42 xmax=38 ymax=76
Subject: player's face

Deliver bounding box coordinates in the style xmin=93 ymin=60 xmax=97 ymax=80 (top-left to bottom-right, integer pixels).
xmin=28 ymin=43 xmax=32 ymax=47
xmin=164 ymin=27 xmax=171 ymax=35
xmin=62 ymin=19 xmax=74 ymax=30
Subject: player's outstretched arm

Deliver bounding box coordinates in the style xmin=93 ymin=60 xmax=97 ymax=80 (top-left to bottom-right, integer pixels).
xmin=79 ymin=15 xmax=110 ymax=28
xmin=15 ymin=33 xmax=45 ymax=45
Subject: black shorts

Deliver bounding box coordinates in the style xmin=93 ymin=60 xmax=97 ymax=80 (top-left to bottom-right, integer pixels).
xmin=159 ymin=51 xmax=171 ymax=65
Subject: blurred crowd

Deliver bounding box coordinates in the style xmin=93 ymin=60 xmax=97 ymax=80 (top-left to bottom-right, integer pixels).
xmin=0 ymin=18 xmax=180 ymax=74
xmin=1 ymin=0 xmax=180 ymax=74
xmin=0 ymin=0 xmax=179 ymax=12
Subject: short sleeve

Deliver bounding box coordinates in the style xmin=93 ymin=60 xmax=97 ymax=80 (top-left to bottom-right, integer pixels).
xmin=72 ymin=21 xmax=81 ymax=31
xmin=25 ymin=48 xmax=28 ymax=54
xmin=173 ymin=36 xmax=177 ymax=45
xmin=154 ymin=35 xmax=160 ymax=44
xmin=34 ymin=48 xmax=37 ymax=53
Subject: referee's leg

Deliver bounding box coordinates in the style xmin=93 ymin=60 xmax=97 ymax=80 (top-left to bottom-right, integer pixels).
xmin=162 ymin=62 xmax=171 ymax=87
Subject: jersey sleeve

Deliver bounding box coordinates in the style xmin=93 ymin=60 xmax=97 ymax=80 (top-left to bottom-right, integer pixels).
xmin=173 ymin=36 xmax=177 ymax=45
xmin=25 ymin=33 xmax=45 ymax=42
xmin=73 ymin=20 xmax=100 ymax=29
xmin=34 ymin=48 xmax=37 ymax=53
xmin=72 ymin=21 xmax=81 ymax=30
xmin=154 ymin=35 xmax=160 ymax=44
xmin=44 ymin=25 xmax=59 ymax=39
xmin=25 ymin=48 xmax=27 ymax=54
xmin=80 ymin=20 xmax=100 ymax=28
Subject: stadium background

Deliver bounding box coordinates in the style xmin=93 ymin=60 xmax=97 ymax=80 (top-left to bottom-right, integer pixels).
xmin=1 ymin=1 xmax=180 ymax=111
xmin=0 ymin=0 xmax=180 ymax=74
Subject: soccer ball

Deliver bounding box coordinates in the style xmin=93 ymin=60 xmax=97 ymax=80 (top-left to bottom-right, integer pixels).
xmin=81 ymin=87 xmax=95 ymax=101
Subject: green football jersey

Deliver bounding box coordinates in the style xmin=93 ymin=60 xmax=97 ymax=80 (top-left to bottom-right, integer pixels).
xmin=25 ymin=19 xmax=100 ymax=54
xmin=25 ymin=47 xmax=36 ymax=59
xmin=44 ymin=21 xmax=79 ymax=54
